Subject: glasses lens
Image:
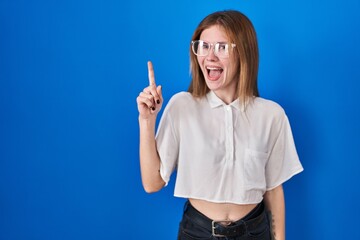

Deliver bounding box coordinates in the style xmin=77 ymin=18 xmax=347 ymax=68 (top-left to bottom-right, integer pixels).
xmin=192 ymin=40 xmax=209 ymax=56
xmin=192 ymin=41 xmax=234 ymax=58
xmin=215 ymin=43 xmax=229 ymax=58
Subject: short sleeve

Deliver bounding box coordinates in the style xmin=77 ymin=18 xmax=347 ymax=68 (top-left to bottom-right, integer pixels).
xmin=155 ymin=104 xmax=179 ymax=186
xmin=265 ymin=114 xmax=304 ymax=190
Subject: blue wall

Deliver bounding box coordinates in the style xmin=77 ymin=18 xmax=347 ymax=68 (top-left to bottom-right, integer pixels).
xmin=1 ymin=0 xmax=359 ymax=239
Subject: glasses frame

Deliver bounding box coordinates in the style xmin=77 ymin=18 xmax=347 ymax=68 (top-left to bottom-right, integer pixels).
xmin=191 ymin=40 xmax=236 ymax=58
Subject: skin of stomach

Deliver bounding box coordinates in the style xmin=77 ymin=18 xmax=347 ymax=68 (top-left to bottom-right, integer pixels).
xmin=189 ymin=198 xmax=258 ymax=222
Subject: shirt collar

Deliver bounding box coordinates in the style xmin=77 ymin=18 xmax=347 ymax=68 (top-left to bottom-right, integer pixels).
xmin=206 ymin=91 xmax=244 ymax=111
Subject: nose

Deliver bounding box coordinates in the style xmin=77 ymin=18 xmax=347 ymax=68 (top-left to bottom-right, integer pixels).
xmin=206 ymin=45 xmax=218 ymax=61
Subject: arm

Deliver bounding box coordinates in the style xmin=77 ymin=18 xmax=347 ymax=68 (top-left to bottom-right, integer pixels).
xmin=139 ymin=116 xmax=165 ymax=193
xmin=263 ymin=185 xmax=285 ymax=240
xmin=137 ymin=61 xmax=165 ymax=193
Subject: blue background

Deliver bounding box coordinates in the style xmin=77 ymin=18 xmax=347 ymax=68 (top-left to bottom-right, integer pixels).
xmin=1 ymin=0 xmax=359 ymax=239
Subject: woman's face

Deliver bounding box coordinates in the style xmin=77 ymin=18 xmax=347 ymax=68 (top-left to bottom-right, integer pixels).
xmin=197 ymin=25 xmax=238 ymax=103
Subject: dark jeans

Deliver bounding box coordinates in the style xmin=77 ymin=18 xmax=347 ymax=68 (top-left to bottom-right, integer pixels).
xmin=177 ymin=201 xmax=273 ymax=240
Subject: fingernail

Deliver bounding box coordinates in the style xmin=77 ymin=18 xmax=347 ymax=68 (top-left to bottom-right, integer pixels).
xmin=151 ymin=107 xmax=155 ymax=111
xmin=156 ymin=100 xmax=160 ymax=104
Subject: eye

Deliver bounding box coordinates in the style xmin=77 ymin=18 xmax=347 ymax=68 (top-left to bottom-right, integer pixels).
xmin=218 ymin=43 xmax=228 ymax=51
xmin=201 ymin=42 xmax=210 ymax=50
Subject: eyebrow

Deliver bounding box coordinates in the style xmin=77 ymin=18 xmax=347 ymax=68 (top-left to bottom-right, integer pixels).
xmin=199 ymin=40 xmax=229 ymax=44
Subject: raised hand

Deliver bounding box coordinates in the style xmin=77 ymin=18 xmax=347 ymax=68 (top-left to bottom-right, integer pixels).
xmin=136 ymin=61 xmax=163 ymax=120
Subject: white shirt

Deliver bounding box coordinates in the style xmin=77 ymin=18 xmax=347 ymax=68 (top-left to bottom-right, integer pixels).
xmin=156 ymin=91 xmax=303 ymax=204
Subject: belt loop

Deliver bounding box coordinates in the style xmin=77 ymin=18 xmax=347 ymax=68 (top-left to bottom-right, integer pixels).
xmin=183 ymin=200 xmax=190 ymax=213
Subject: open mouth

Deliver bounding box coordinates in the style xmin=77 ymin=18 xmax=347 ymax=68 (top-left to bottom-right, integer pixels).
xmin=206 ymin=66 xmax=223 ymax=81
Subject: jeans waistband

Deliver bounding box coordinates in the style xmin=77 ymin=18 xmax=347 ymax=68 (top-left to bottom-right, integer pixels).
xmin=183 ymin=201 xmax=266 ymax=237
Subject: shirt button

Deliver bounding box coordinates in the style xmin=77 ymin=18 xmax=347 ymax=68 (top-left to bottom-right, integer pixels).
xmin=226 ymin=106 xmax=231 ymax=111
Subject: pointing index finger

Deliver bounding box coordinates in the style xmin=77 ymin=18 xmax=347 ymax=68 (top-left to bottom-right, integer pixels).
xmin=147 ymin=61 xmax=156 ymax=86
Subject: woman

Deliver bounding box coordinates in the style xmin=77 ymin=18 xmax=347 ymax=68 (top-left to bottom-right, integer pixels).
xmin=136 ymin=10 xmax=303 ymax=240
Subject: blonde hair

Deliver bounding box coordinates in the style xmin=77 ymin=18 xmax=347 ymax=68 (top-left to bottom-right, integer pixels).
xmin=188 ymin=10 xmax=259 ymax=104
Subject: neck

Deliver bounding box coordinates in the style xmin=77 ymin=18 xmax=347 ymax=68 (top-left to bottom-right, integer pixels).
xmin=214 ymin=89 xmax=237 ymax=104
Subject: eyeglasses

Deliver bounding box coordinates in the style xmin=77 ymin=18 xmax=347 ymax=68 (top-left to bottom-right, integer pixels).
xmin=191 ymin=40 xmax=236 ymax=58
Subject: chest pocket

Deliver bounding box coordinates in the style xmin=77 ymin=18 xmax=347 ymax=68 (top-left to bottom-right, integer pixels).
xmin=244 ymin=148 xmax=269 ymax=190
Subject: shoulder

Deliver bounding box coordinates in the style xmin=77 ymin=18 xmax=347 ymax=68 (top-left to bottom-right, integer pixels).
xmin=252 ymin=97 xmax=284 ymax=113
xmin=166 ymin=92 xmax=195 ymax=110
xmin=250 ymin=97 xmax=286 ymax=120
xmin=169 ymin=91 xmax=193 ymax=102
xmin=160 ymin=92 xmax=197 ymax=124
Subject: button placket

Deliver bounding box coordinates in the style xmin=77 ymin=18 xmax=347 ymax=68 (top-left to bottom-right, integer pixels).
xmin=224 ymin=105 xmax=234 ymax=164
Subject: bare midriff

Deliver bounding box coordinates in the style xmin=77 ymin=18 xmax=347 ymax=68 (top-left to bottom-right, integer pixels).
xmin=189 ymin=198 xmax=258 ymax=222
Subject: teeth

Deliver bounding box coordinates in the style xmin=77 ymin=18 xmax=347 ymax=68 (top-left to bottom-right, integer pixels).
xmin=206 ymin=67 xmax=222 ymax=70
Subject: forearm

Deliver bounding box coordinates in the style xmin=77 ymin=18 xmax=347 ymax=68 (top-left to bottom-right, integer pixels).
xmin=139 ymin=117 xmax=165 ymax=193
xmin=264 ymin=185 xmax=285 ymax=240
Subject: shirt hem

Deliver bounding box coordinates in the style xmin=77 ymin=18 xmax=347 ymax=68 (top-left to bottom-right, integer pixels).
xmin=173 ymin=193 xmax=263 ymax=205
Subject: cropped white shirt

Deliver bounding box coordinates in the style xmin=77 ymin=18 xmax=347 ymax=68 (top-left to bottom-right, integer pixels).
xmin=155 ymin=91 xmax=303 ymax=204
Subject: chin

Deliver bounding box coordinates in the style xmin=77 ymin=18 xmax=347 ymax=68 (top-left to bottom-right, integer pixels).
xmin=205 ymin=78 xmax=224 ymax=90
